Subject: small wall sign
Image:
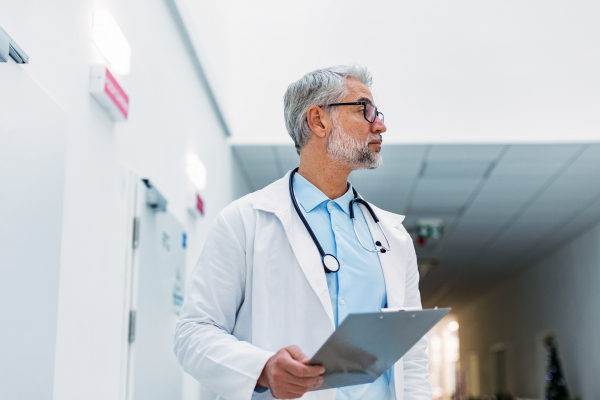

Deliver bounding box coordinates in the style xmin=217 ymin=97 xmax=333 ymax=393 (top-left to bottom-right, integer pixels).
xmin=90 ymin=64 xmax=129 ymax=121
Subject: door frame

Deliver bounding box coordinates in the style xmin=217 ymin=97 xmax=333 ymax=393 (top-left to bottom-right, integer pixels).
xmin=119 ymin=172 xmax=143 ymax=400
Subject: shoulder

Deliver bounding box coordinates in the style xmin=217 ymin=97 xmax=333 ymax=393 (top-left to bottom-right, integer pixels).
xmin=216 ymin=189 xmax=262 ymax=224
xmin=217 ymin=175 xmax=289 ymax=222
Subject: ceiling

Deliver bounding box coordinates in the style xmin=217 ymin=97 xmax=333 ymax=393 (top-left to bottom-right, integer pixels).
xmin=186 ymin=0 xmax=600 ymax=144
xmin=232 ymin=143 xmax=600 ymax=309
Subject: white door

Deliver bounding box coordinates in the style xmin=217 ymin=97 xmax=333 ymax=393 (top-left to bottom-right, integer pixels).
xmin=125 ymin=178 xmax=186 ymax=400
xmin=0 ymin=61 xmax=68 ymax=400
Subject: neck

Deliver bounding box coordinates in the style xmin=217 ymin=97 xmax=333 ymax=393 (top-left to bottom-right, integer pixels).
xmin=297 ymin=149 xmax=352 ymax=200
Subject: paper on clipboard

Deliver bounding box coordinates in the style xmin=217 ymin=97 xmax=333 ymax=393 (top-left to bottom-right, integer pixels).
xmin=307 ymin=308 xmax=451 ymax=390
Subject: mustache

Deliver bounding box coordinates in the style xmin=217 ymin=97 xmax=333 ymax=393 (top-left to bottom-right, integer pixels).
xmin=368 ymin=134 xmax=382 ymax=143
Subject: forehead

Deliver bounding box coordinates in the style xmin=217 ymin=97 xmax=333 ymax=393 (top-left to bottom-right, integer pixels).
xmin=342 ymin=78 xmax=374 ymax=103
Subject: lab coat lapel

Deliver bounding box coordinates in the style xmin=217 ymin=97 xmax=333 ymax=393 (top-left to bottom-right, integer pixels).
xmin=253 ymin=173 xmax=335 ymax=328
xmin=275 ymin=207 xmax=335 ymax=327
xmin=361 ymin=203 xmax=407 ymax=309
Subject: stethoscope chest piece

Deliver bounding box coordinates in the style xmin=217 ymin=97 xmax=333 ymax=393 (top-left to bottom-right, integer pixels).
xmin=322 ymin=254 xmax=340 ymax=273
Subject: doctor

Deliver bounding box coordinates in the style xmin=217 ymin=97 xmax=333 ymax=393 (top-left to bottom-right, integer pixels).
xmin=174 ymin=65 xmax=430 ymax=400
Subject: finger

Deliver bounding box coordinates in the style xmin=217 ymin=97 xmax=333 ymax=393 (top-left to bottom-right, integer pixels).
xmin=272 ymin=384 xmax=308 ymax=400
xmin=299 ymin=357 xmax=310 ymax=365
xmin=285 ymin=345 xmax=310 ymax=363
xmin=284 ymin=373 xmax=324 ymax=388
xmin=283 ymin=359 xmax=326 ymax=378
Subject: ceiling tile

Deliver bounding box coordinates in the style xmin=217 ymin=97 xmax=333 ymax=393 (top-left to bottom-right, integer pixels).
xmin=427 ymin=145 xmax=505 ymax=161
xmin=501 ymin=144 xmax=583 ymax=162
xmin=423 ymin=160 xmax=492 ymax=179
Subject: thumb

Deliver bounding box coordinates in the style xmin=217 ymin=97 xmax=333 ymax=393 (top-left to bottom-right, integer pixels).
xmin=285 ymin=345 xmax=310 ymax=363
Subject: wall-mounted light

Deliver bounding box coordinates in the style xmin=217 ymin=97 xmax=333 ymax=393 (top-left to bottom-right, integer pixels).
xmin=92 ymin=11 xmax=131 ymax=75
xmin=448 ymin=321 xmax=459 ymax=332
xmin=186 ymin=154 xmax=207 ymax=190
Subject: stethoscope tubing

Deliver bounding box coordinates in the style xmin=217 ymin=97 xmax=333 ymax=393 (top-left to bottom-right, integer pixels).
xmin=289 ymin=168 xmax=391 ymax=274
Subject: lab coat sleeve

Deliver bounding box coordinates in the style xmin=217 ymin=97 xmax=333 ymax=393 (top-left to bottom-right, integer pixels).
xmin=173 ymin=210 xmax=274 ymax=400
xmin=402 ymin=234 xmax=432 ymax=399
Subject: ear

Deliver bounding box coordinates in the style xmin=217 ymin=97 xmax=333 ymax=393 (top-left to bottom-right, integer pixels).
xmin=306 ymin=105 xmax=330 ymax=139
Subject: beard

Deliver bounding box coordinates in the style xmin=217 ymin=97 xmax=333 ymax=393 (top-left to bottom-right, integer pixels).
xmin=326 ymin=122 xmax=383 ymax=170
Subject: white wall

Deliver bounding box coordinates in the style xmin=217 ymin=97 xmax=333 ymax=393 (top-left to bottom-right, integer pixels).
xmin=1 ymin=0 xmax=249 ymax=399
xmin=456 ymin=222 xmax=600 ymax=399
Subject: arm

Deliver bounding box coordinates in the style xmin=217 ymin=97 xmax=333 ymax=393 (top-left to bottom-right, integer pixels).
xmin=173 ymin=209 xmax=324 ymax=400
xmin=402 ymin=234 xmax=432 ymax=399
xmin=173 ymin=211 xmax=273 ymax=400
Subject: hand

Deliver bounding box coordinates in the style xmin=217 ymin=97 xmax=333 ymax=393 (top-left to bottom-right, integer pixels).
xmin=257 ymin=345 xmax=325 ymax=399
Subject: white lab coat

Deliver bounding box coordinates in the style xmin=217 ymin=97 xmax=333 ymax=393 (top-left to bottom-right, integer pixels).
xmin=174 ymin=172 xmax=431 ymax=400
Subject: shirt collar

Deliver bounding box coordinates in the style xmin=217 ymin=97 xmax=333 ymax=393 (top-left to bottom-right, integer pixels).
xmin=292 ymin=172 xmax=355 ymax=216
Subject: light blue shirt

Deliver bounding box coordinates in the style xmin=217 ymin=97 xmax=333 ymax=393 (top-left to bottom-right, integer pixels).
xmin=293 ymin=173 xmax=390 ymax=400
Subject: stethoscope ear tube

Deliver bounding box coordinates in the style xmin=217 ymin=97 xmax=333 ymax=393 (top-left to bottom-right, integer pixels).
xmin=349 ymin=197 xmax=379 ymax=223
xmin=350 ymin=197 xmax=391 ymax=253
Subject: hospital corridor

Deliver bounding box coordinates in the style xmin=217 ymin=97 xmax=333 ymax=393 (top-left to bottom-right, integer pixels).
xmin=1 ymin=1 xmax=599 ymax=400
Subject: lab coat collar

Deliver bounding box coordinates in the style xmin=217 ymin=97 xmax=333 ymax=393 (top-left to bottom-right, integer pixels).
xmin=254 ymin=171 xmax=405 ymax=227
xmin=252 ymin=171 xmax=406 ymax=325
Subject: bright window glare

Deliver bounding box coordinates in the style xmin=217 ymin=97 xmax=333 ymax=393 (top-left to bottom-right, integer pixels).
xmin=186 ymin=154 xmax=207 ymax=190
xmin=92 ymin=11 xmax=131 ymax=75
xmin=448 ymin=321 xmax=459 ymax=332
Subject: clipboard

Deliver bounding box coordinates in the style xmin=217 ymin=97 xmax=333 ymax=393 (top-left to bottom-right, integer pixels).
xmin=308 ymin=308 xmax=451 ymax=390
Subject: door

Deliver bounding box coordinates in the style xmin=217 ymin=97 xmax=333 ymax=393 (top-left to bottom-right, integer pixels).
xmin=0 ymin=59 xmax=68 ymax=400
xmin=125 ymin=177 xmax=186 ymax=400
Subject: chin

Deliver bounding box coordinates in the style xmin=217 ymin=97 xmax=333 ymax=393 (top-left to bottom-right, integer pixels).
xmin=354 ymin=155 xmax=382 ymax=170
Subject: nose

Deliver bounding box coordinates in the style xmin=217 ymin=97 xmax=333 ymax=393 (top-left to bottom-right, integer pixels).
xmin=372 ymin=116 xmax=386 ymax=134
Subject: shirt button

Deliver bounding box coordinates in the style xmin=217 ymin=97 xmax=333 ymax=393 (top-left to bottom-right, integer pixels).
xmin=340 ymin=259 xmax=344 ymax=265
xmin=334 ymin=226 xmax=339 ymax=231
xmin=340 ymin=299 xmax=346 ymax=306
xmin=328 ymin=201 xmax=334 ymax=208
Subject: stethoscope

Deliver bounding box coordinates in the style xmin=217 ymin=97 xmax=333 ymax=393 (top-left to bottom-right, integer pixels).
xmin=289 ymin=167 xmax=391 ymax=273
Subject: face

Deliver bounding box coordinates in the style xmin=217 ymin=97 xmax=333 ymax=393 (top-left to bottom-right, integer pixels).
xmin=325 ymin=78 xmax=387 ymax=170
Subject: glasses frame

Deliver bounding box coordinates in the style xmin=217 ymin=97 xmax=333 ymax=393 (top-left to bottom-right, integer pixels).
xmin=326 ymin=101 xmax=384 ymax=123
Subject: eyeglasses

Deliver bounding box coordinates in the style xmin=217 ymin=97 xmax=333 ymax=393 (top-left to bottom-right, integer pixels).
xmin=326 ymin=101 xmax=384 ymax=123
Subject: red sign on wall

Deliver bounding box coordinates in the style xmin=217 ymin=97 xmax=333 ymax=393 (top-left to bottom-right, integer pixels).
xmin=195 ymin=194 xmax=204 ymax=216
xmin=90 ymin=64 xmax=129 ymax=121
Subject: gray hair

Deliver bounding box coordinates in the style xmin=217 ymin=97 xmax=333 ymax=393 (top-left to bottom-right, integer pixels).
xmin=283 ymin=65 xmax=372 ymax=154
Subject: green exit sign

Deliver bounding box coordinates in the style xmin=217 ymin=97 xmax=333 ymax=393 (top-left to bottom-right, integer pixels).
xmin=416 ymin=220 xmax=444 ymax=239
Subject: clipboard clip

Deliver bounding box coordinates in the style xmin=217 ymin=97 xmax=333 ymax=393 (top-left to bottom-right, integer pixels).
xmin=380 ymin=307 xmax=422 ymax=313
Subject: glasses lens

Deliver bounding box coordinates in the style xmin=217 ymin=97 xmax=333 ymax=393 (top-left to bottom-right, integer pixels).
xmin=365 ymin=103 xmax=376 ymax=122
xmin=378 ymin=112 xmax=384 ymax=123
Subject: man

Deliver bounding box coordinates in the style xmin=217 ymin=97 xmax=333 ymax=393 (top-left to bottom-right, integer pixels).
xmin=174 ymin=65 xmax=430 ymax=400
